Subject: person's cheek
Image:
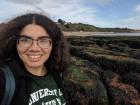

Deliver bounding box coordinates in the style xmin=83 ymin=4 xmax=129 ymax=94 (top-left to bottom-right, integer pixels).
xmin=17 ymin=45 xmax=28 ymax=53
xmin=43 ymin=46 xmax=52 ymax=53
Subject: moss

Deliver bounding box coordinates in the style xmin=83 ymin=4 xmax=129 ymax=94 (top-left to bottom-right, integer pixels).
xmin=68 ymin=65 xmax=89 ymax=82
xmin=67 ymin=64 xmax=109 ymax=105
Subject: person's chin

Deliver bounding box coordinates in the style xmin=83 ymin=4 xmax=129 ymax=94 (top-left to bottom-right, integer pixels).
xmin=26 ymin=62 xmax=43 ymax=68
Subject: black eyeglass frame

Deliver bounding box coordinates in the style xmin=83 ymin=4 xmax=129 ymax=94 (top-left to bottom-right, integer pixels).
xmin=16 ymin=35 xmax=52 ymax=49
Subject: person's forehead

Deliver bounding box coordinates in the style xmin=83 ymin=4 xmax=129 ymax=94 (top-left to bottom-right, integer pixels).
xmin=19 ymin=24 xmax=50 ymax=38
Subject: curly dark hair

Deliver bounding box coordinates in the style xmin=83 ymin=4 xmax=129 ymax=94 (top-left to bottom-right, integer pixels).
xmin=0 ymin=13 xmax=70 ymax=73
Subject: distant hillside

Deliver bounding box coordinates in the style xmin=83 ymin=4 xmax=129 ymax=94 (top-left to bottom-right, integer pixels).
xmin=57 ymin=19 xmax=134 ymax=32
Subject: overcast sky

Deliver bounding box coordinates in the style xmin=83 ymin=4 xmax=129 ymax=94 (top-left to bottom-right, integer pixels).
xmin=0 ymin=0 xmax=140 ymax=29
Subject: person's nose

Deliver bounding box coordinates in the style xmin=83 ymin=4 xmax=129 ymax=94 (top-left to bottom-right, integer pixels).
xmin=29 ymin=40 xmax=41 ymax=51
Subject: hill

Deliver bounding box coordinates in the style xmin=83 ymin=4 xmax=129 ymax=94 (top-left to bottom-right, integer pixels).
xmin=57 ymin=19 xmax=134 ymax=32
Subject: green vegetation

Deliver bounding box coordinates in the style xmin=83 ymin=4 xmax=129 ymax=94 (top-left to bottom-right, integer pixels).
xmin=65 ymin=36 xmax=140 ymax=105
xmin=65 ymin=57 xmax=109 ymax=105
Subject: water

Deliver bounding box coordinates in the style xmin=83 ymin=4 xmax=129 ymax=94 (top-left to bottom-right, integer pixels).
xmin=64 ymin=32 xmax=140 ymax=36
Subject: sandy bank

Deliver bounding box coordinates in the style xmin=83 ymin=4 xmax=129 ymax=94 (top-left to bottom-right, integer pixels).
xmin=63 ymin=31 xmax=114 ymax=36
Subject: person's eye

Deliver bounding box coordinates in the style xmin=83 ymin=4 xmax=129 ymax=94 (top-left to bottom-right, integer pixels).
xmin=39 ymin=38 xmax=49 ymax=43
xmin=20 ymin=37 xmax=31 ymax=43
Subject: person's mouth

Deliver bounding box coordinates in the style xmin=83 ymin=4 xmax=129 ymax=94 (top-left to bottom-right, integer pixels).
xmin=27 ymin=55 xmax=42 ymax=62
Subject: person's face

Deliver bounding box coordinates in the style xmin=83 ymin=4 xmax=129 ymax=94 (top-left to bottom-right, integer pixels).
xmin=17 ymin=24 xmax=52 ymax=70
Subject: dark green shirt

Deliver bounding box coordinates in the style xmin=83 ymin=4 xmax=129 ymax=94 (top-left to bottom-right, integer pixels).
xmin=28 ymin=73 xmax=66 ymax=105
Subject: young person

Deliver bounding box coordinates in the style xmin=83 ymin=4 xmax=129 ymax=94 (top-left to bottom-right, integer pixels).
xmin=0 ymin=13 xmax=70 ymax=105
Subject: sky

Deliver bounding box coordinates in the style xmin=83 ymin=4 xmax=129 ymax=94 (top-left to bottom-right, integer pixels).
xmin=0 ymin=0 xmax=140 ymax=29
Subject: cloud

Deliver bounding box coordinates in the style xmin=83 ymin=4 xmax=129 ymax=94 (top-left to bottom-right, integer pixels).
xmin=6 ymin=0 xmax=113 ymax=6
xmin=6 ymin=0 xmax=45 ymax=5
xmin=122 ymin=16 xmax=140 ymax=23
xmin=93 ymin=0 xmax=113 ymax=5
xmin=3 ymin=0 xmax=113 ymax=18
xmin=122 ymin=4 xmax=140 ymax=28
xmin=135 ymin=4 xmax=140 ymax=13
xmin=2 ymin=0 xmax=138 ymax=29
xmin=120 ymin=16 xmax=140 ymax=29
xmin=0 ymin=0 xmax=116 ymax=28
xmin=0 ymin=0 xmax=43 ymax=22
xmin=0 ymin=0 xmax=96 ymax=22
xmin=34 ymin=0 xmax=97 ymax=21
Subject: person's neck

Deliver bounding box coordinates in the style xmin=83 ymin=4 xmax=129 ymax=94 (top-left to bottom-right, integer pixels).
xmin=25 ymin=65 xmax=47 ymax=76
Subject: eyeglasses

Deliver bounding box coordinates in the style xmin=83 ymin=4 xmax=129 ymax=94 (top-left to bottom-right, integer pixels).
xmin=17 ymin=35 xmax=52 ymax=49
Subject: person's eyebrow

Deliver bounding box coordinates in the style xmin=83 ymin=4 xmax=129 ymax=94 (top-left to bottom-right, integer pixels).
xmin=17 ymin=35 xmax=32 ymax=39
xmin=19 ymin=35 xmax=50 ymax=39
xmin=38 ymin=36 xmax=51 ymax=39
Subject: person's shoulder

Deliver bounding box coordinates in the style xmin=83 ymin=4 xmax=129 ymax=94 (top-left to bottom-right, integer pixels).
xmin=0 ymin=66 xmax=6 ymax=99
xmin=0 ymin=66 xmax=6 ymax=82
xmin=0 ymin=65 xmax=9 ymax=104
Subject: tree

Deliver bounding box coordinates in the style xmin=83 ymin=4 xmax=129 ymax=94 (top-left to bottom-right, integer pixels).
xmin=58 ymin=19 xmax=65 ymax=25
